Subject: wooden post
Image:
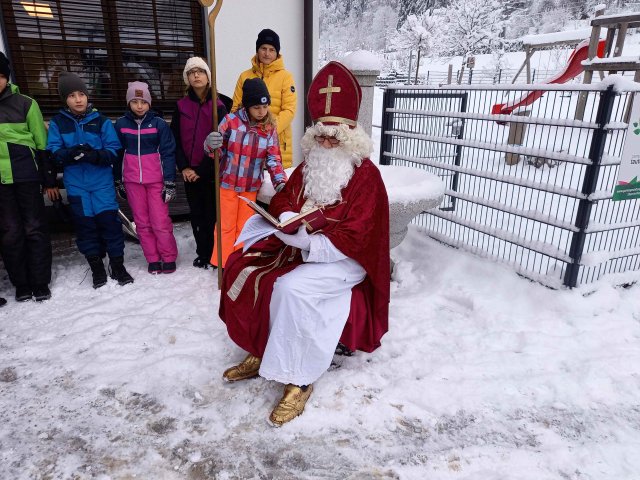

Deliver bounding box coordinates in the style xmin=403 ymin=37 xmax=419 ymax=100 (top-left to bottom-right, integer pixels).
xmin=610 ymin=22 xmax=628 ymax=75
xmin=447 ymin=64 xmax=453 ymax=85
xmin=511 ymin=48 xmax=535 ymax=84
xmin=623 ymin=68 xmax=640 ymax=124
xmin=505 ymin=110 xmax=531 ymax=166
xmin=457 ymin=65 xmax=464 ymax=84
xmin=604 ymin=27 xmax=616 ymax=57
xmin=576 ymin=8 xmax=605 ymax=120
xmin=198 ymin=0 xmax=224 ymax=288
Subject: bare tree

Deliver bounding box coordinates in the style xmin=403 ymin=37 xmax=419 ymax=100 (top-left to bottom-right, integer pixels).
xmin=392 ymin=13 xmax=437 ymax=83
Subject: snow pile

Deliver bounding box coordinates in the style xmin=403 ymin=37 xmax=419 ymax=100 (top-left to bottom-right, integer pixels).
xmin=378 ymin=164 xmax=444 ymax=205
xmin=1 ymin=223 xmax=640 ymax=478
xmin=342 ymin=50 xmax=382 ymax=72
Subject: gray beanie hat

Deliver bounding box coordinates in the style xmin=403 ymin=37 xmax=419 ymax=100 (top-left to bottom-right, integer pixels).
xmin=58 ymin=71 xmax=89 ymax=100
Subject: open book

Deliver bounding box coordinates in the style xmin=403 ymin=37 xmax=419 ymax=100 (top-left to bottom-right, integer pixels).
xmin=238 ymin=196 xmax=327 ymax=234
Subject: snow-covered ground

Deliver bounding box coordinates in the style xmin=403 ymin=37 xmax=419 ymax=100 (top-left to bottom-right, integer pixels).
xmin=2 ymin=61 xmax=640 ymax=480
xmin=1 ymin=221 xmax=640 ymax=479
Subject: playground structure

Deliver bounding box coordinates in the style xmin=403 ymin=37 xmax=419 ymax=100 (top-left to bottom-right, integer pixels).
xmin=510 ymin=29 xmax=605 ymax=86
xmin=492 ymin=38 xmax=606 ymax=116
xmin=576 ymin=11 xmax=640 ymax=119
xmin=494 ymin=9 xmax=640 ymax=165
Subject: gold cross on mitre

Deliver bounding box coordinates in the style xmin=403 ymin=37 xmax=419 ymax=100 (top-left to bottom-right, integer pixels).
xmin=319 ymin=75 xmax=341 ymax=114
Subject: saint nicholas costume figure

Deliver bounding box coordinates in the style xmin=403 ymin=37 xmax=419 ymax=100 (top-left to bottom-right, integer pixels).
xmin=218 ymin=61 xmax=390 ymax=426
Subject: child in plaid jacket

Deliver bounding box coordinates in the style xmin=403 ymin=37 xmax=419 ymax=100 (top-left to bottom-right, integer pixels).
xmin=205 ymin=78 xmax=286 ymax=269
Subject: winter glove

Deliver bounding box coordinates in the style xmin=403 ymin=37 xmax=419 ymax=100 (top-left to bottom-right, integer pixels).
xmin=37 ymin=150 xmax=57 ymax=188
xmin=72 ymin=144 xmax=98 ymax=164
xmin=53 ymin=148 xmax=76 ymax=167
xmin=73 ymin=145 xmax=113 ymax=166
xmin=115 ymin=180 xmax=127 ymax=200
xmin=274 ymin=183 xmax=285 ymax=193
xmin=278 ymin=211 xmax=298 ymax=223
xmin=275 ymin=225 xmax=311 ymax=251
xmin=204 ymin=131 xmax=223 ymax=153
xmin=69 ymin=145 xmax=85 ymax=161
xmin=162 ymin=181 xmax=177 ymax=203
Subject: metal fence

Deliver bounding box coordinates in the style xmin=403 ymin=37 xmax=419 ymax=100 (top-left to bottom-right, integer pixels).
xmin=379 ymin=83 xmax=640 ymax=288
xmin=376 ymin=69 xmax=566 ymax=87
xmin=377 ymin=68 xmax=639 ymax=87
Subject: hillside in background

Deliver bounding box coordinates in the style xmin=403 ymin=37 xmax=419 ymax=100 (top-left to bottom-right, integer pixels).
xmin=320 ymin=0 xmax=640 ymax=77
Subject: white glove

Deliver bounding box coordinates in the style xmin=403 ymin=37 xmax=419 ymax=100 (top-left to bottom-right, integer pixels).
xmin=275 ymin=226 xmax=311 ymax=251
xmin=204 ymin=131 xmax=223 ymax=153
xmin=278 ymin=211 xmax=298 ymax=223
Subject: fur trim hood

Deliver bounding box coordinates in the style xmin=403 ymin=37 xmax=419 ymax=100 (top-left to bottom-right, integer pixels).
xmin=300 ymin=123 xmax=373 ymax=160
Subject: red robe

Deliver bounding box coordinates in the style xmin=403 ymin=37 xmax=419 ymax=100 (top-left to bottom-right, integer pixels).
xmin=219 ymin=158 xmax=390 ymax=357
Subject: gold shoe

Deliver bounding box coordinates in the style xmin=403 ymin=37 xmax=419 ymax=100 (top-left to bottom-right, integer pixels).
xmin=222 ymin=354 xmax=261 ymax=382
xmin=269 ymin=384 xmax=313 ymax=427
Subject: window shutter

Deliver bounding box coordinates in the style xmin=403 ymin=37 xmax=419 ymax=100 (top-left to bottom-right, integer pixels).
xmin=1 ymin=0 xmax=206 ymax=118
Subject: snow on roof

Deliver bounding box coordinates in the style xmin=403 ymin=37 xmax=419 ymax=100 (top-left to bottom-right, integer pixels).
xmin=592 ymin=11 xmax=640 ymax=21
xmin=341 ymin=50 xmax=382 ymax=72
xmin=583 ymin=56 xmax=640 ymax=65
xmin=520 ymin=29 xmax=593 ymax=47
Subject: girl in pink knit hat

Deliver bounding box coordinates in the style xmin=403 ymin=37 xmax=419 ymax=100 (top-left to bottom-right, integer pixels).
xmin=114 ymin=81 xmax=179 ymax=274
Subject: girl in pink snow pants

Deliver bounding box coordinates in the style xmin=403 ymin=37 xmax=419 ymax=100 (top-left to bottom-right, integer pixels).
xmin=114 ymin=81 xmax=179 ymax=274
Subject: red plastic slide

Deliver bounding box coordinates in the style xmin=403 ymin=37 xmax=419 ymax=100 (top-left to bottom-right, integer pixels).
xmin=491 ymin=38 xmax=606 ymax=116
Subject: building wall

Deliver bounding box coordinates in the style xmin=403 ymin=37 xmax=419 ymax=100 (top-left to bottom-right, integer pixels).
xmin=211 ymin=0 xmax=318 ymax=166
xmin=0 ymin=25 xmax=6 ymax=56
xmin=1 ymin=2 xmax=319 ymax=165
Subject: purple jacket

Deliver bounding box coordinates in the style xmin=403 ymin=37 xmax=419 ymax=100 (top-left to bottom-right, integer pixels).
xmin=170 ymin=88 xmax=229 ymax=171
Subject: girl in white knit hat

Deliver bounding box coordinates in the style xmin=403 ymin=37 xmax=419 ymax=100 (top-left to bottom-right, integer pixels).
xmin=170 ymin=57 xmax=231 ymax=269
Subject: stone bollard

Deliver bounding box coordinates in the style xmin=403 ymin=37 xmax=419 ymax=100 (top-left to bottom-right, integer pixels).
xmin=341 ymin=51 xmax=381 ymax=137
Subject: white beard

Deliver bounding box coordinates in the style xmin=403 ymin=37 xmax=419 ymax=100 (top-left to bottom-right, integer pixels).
xmin=303 ymin=144 xmax=362 ymax=206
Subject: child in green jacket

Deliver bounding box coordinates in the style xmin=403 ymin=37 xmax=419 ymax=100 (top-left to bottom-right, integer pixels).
xmin=0 ymin=52 xmax=54 ymax=303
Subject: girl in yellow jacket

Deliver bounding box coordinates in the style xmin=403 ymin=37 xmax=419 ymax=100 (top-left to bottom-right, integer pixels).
xmin=231 ymin=29 xmax=297 ymax=168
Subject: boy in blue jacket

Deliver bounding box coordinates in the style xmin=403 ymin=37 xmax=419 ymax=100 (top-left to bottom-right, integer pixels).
xmin=47 ymin=72 xmax=134 ymax=288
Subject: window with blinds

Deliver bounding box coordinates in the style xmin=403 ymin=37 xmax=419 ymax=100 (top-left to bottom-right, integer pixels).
xmin=1 ymin=0 xmax=205 ymax=118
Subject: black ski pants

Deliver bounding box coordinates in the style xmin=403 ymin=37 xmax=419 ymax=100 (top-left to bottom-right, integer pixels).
xmin=0 ymin=181 xmax=52 ymax=287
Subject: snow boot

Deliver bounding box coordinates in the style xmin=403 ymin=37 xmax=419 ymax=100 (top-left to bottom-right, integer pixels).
xmin=109 ymin=256 xmax=134 ymax=286
xmin=192 ymin=257 xmax=210 ymax=269
xmin=148 ymin=262 xmax=162 ymax=274
xmin=162 ymin=261 xmax=176 ymax=274
xmin=15 ymin=285 xmax=32 ymax=302
xmin=33 ymin=285 xmax=51 ymax=302
xmin=87 ymin=255 xmax=107 ymax=289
